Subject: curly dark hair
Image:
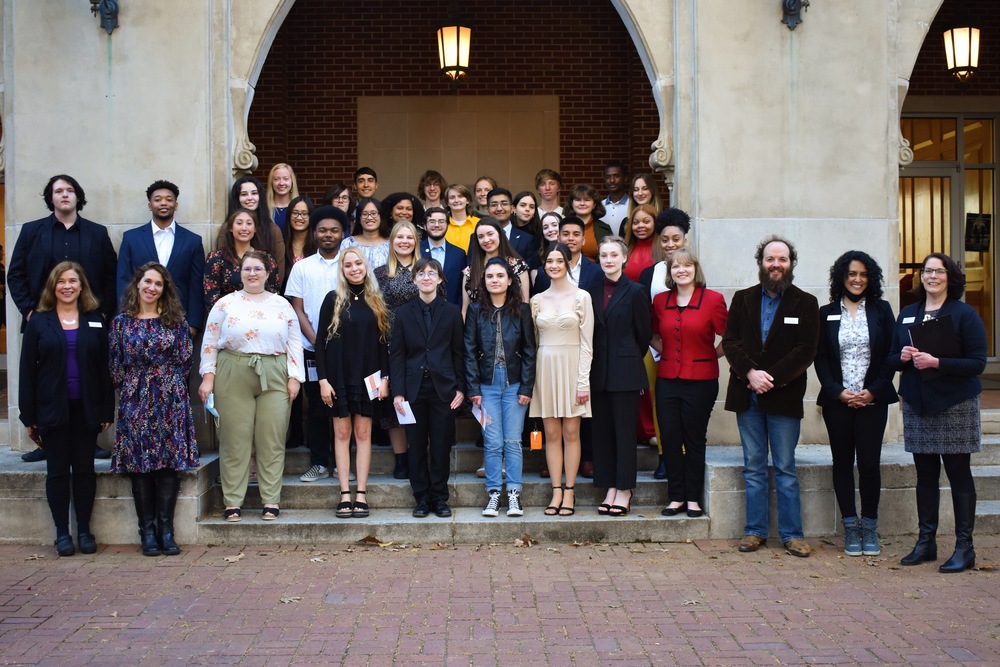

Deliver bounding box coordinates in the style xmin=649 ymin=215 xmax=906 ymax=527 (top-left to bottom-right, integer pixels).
xmin=120 ymin=262 xmax=186 ymax=328
xmin=476 ymin=256 xmax=524 ymax=317
xmin=912 ymin=252 xmax=965 ymax=301
xmin=754 ymin=235 xmax=798 ymax=268
xmin=828 ymin=250 xmax=884 ymax=302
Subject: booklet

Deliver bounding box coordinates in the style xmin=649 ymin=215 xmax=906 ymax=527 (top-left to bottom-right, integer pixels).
xmin=908 ymin=315 xmax=960 ymax=381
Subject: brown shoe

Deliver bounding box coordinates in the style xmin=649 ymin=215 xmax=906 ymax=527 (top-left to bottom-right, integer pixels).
xmin=579 ymin=461 xmax=594 ymax=478
xmin=738 ymin=535 xmax=766 ymax=552
xmin=783 ymin=539 xmax=812 ymax=557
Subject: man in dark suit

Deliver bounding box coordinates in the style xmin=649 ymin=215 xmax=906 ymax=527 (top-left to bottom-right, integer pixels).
xmin=116 ymin=180 xmax=206 ymax=334
xmin=722 ymin=236 xmax=819 ymax=558
xmin=420 ymin=206 xmax=467 ymax=306
xmin=390 ymin=257 xmax=466 ymax=518
xmin=532 ymin=216 xmax=603 ymax=294
xmin=9 ymin=174 xmax=118 ymax=462
xmin=479 ymin=188 xmax=538 ymax=261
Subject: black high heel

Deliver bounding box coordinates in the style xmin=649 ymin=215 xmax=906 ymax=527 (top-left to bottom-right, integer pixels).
xmin=544 ymin=487 xmax=563 ymax=516
xmin=558 ymin=486 xmax=575 ymax=516
xmin=609 ymin=490 xmax=633 ymax=517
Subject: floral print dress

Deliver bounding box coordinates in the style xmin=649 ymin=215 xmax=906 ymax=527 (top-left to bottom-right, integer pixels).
xmin=109 ymin=316 xmax=200 ymax=473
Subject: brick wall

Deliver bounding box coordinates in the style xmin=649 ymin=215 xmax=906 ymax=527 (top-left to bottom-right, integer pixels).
xmin=908 ymin=0 xmax=999 ymax=95
xmin=247 ymin=0 xmax=664 ymax=203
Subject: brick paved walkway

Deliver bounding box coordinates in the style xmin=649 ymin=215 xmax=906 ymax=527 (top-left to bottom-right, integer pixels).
xmin=0 ymin=536 xmax=998 ymax=665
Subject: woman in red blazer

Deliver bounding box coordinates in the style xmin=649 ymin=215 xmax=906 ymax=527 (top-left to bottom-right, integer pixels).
xmin=651 ymin=249 xmax=728 ymax=518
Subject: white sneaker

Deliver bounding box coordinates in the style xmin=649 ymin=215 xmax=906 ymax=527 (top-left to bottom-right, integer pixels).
xmin=300 ymin=465 xmax=330 ymax=482
xmin=333 ymin=467 xmax=357 ymax=482
xmin=507 ymin=489 xmax=523 ymax=517
xmin=482 ymin=489 xmax=502 ymax=517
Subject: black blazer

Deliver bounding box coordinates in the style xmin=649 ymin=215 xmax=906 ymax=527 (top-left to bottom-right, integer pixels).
xmin=587 ymin=275 xmax=652 ymax=393
xmin=887 ymin=298 xmax=987 ymax=416
xmin=389 ymin=296 xmax=466 ymax=403
xmin=532 ymin=256 xmax=603 ymax=294
xmin=116 ymin=222 xmax=206 ymax=330
xmin=420 ymin=239 xmax=468 ymax=306
xmin=8 ymin=215 xmax=118 ymax=325
xmin=722 ymin=283 xmax=819 ymax=418
xmin=815 ymin=298 xmax=898 ymax=408
xmin=19 ymin=310 xmax=114 ymax=434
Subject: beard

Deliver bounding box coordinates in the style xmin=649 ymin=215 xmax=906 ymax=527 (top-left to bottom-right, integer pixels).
xmin=759 ymin=264 xmax=794 ymax=293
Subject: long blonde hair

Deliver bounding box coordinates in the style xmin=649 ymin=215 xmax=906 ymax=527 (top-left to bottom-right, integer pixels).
xmin=385 ymin=221 xmax=423 ymax=278
xmin=266 ymin=163 xmax=300 ymax=218
xmin=326 ymin=247 xmax=391 ymax=342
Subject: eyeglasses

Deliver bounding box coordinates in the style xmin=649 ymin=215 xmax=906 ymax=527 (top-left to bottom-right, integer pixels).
xmin=426 ymin=218 xmax=449 ymax=226
xmin=361 ymin=211 xmax=380 ymax=220
xmin=921 ymin=268 xmax=947 ymax=277
xmin=333 ymin=194 xmax=351 ymax=202
xmin=488 ymin=201 xmax=511 ymax=209
xmin=242 ymin=266 xmax=267 ymax=274
xmin=290 ymin=211 xmax=310 ymax=219
xmin=416 ymin=271 xmax=439 ymax=279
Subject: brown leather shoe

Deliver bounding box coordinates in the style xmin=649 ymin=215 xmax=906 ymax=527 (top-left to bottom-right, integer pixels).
xmin=783 ymin=539 xmax=812 ymax=557
xmin=579 ymin=461 xmax=594 ymax=479
xmin=738 ymin=535 xmax=766 ymax=552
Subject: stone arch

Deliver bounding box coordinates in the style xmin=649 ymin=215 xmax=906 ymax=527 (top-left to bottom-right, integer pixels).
xmin=228 ymin=0 xmax=675 ymax=180
xmin=893 ymin=0 xmax=946 ymax=165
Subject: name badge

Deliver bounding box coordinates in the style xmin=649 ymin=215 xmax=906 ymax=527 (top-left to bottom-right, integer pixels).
xmin=902 ymin=316 xmax=916 ymax=324
xmin=783 ymin=317 xmax=799 ymax=324
xmin=88 ymin=321 xmax=102 ymax=328
xmin=827 ymin=314 xmax=841 ymax=321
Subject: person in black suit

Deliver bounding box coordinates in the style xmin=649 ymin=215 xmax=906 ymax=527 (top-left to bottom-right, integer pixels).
xmin=9 ymin=175 xmax=117 ymax=463
xmin=530 ymin=216 xmax=603 ymax=295
xmin=390 ymin=257 xmax=466 ymax=518
xmin=420 ymin=207 xmax=467 ymax=306
xmin=588 ymin=237 xmax=651 ymax=516
xmin=480 ymin=188 xmax=538 ymax=261
xmin=116 ymin=180 xmax=206 ymax=335
xmin=19 ymin=262 xmax=114 ymax=556
xmin=815 ymin=251 xmax=897 ymax=557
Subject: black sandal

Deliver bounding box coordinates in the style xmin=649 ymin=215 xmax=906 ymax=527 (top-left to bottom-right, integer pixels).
xmin=224 ymin=508 xmax=241 ymax=522
xmin=609 ymin=490 xmax=633 ymax=517
xmin=558 ymin=486 xmax=575 ymax=516
xmin=336 ymin=491 xmax=353 ymax=518
xmin=262 ymin=506 xmax=280 ymax=521
xmin=544 ymin=486 xmax=563 ymax=516
xmin=352 ymin=490 xmax=370 ymax=518
xmin=598 ymin=503 xmax=612 ymax=516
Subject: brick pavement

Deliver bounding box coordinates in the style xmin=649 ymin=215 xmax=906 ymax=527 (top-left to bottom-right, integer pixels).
xmin=0 ymin=536 xmax=998 ymax=666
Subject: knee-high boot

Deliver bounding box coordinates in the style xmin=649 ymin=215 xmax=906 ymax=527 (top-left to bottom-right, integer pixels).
xmin=155 ymin=469 xmax=181 ymax=556
xmin=901 ymin=482 xmax=938 ymax=565
xmin=131 ymin=474 xmax=161 ymax=556
xmin=939 ymin=492 xmax=976 ymax=573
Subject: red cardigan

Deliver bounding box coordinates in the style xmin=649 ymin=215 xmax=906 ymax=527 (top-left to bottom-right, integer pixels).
xmin=652 ymin=286 xmax=728 ymax=380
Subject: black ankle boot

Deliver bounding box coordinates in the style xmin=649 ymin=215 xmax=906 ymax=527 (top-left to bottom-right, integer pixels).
xmin=901 ymin=483 xmax=938 ymax=566
xmin=155 ymin=470 xmax=181 ymax=556
xmin=132 ymin=474 xmax=161 ymax=556
xmin=939 ymin=492 xmax=976 ymax=573
xmin=393 ymin=453 xmax=409 ymax=480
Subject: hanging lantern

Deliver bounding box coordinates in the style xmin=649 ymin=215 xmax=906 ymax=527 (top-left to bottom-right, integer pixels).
xmin=437 ymin=23 xmax=471 ymax=81
xmin=943 ymin=26 xmax=980 ymax=82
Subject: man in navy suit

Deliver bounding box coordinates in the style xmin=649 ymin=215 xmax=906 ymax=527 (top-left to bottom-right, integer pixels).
xmin=9 ymin=174 xmax=118 ymax=462
xmin=531 ymin=216 xmax=603 ymax=293
xmin=116 ymin=180 xmax=205 ymax=335
xmin=478 ymin=188 xmax=538 ymax=261
xmin=420 ymin=206 xmax=467 ymax=306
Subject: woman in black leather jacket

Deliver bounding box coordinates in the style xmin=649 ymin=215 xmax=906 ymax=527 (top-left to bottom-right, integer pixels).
xmin=464 ymin=257 xmax=536 ymax=518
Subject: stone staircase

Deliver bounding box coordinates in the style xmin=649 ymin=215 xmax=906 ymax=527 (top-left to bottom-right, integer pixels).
xmin=2 ymin=414 xmax=1000 ymax=546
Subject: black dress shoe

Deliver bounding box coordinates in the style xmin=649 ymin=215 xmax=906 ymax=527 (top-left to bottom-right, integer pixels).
xmin=77 ymin=532 xmax=97 ymax=554
xmin=412 ymin=503 xmax=430 ymax=518
xmin=54 ymin=535 xmax=75 ymax=557
xmin=653 ymin=459 xmax=667 ymax=480
xmin=434 ymin=501 xmax=452 ymax=518
xmin=686 ymin=508 xmax=704 ymax=518
xmin=661 ymin=503 xmax=686 ymax=516
xmin=21 ymin=448 xmax=46 ymax=463
xmin=94 ymin=447 xmax=111 ymax=459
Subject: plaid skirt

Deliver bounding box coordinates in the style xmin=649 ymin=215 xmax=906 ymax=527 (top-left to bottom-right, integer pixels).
xmin=902 ymin=395 xmax=981 ymax=455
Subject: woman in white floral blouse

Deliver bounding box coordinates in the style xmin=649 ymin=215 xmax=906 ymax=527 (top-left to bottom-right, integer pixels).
xmin=199 ymin=250 xmax=305 ymax=522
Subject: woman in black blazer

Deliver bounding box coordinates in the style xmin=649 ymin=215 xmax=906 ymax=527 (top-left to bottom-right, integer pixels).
xmin=587 ymin=236 xmax=651 ymax=516
xmin=19 ymin=262 xmax=114 ymax=557
xmin=815 ymin=251 xmax=897 ymax=557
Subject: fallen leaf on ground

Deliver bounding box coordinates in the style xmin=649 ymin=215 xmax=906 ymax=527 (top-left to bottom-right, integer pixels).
xmin=280 ymin=596 xmax=302 ymax=604
xmin=976 ymin=564 xmax=996 ymax=571
xmin=223 ymin=553 xmax=244 ymax=563
xmin=546 ymin=548 xmax=560 ymax=553
xmin=682 ymin=599 xmax=701 ymax=605
xmin=378 ymin=542 xmax=394 ymax=548
xmin=24 ymin=554 xmax=45 ymax=561
xmin=358 ymin=536 xmax=380 ymax=545
xmin=309 ymin=557 xmax=327 ymax=563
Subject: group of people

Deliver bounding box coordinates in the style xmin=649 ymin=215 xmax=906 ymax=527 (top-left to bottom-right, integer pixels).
xmin=10 ymin=167 xmax=986 ymax=574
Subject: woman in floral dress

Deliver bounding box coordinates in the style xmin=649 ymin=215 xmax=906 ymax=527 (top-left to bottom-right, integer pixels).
xmin=111 ymin=262 xmax=199 ymax=556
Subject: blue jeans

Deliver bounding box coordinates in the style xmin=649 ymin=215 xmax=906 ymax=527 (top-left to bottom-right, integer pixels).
xmin=736 ymin=397 xmax=804 ymax=542
xmin=481 ymin=365 xmax=526 ymax=492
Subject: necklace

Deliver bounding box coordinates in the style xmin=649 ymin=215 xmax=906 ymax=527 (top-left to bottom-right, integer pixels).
xmin=61 ymin=318 xmax=77 ymax=325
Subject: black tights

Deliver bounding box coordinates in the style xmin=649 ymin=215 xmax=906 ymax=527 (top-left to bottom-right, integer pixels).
xmin=44 ymin=400 xmax=98 ymax=536
xmin=913 ymin=453 xmax=976 ymax=495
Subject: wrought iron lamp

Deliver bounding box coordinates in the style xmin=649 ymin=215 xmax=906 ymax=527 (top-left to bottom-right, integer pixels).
xmin=437 ymin=2 xmax=470 ymax=82
xmin=90 ymin=0 xmax=119 ymax=35
xmin=943 ymin=25 xmax=980 ymax=82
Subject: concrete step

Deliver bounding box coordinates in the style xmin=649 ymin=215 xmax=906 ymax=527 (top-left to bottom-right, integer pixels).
xmin=196 ymin=506 xmax=708 ymax=545
xmin=982 ymin=410 xmax=1000 ymax=435
xmin=973 ymin=465 xmax=1000 ymax=501
xmin=977 ymin=500 xmax=1000 ymax=534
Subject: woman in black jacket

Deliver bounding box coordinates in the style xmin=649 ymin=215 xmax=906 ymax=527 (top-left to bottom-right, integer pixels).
xmin=19 ymin=262 xmax=114 ymax=556
xmin=815 ymin=251 xmax=897 ymax=557
xmin=587 ymin=236 xmax=651 ymax=516
xmin=465 ymin=257 xmax=536 ymax=518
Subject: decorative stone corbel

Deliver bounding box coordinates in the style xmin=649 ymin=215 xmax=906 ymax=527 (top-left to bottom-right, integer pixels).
xmin=231 ymin=84 xmax=258 ymax=176
xmin=897 ymin=78 xmax=913 ymax=166
xmin=648 ymin=76 xmax=675 ymax=186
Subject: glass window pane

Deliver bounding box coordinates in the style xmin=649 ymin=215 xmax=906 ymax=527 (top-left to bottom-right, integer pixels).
xmin=963 ymin=119 xmax=993 ymax=164
xmin=900 ymin=118 xmax=957 ymax=161
xmin=964 ymin=169 xmax=994 ymax=355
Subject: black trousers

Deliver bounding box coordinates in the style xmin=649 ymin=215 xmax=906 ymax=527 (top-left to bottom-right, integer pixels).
xmin=656 ymin=378 xmax=718 ymax=504
xmin=406 ymin=378 xmax=456 ymax=504
xmin=822 ymin=400 xmax=888 ymax=519
xmin=592 ymin=390 xmax=639 ymax=489
xmin=302 ymin=350 xmax=333 ymax=468
xmin=914 ymin=453 xmax=975 ymax=495
xmin=43 ymin=400 xmax=98 ymax=535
